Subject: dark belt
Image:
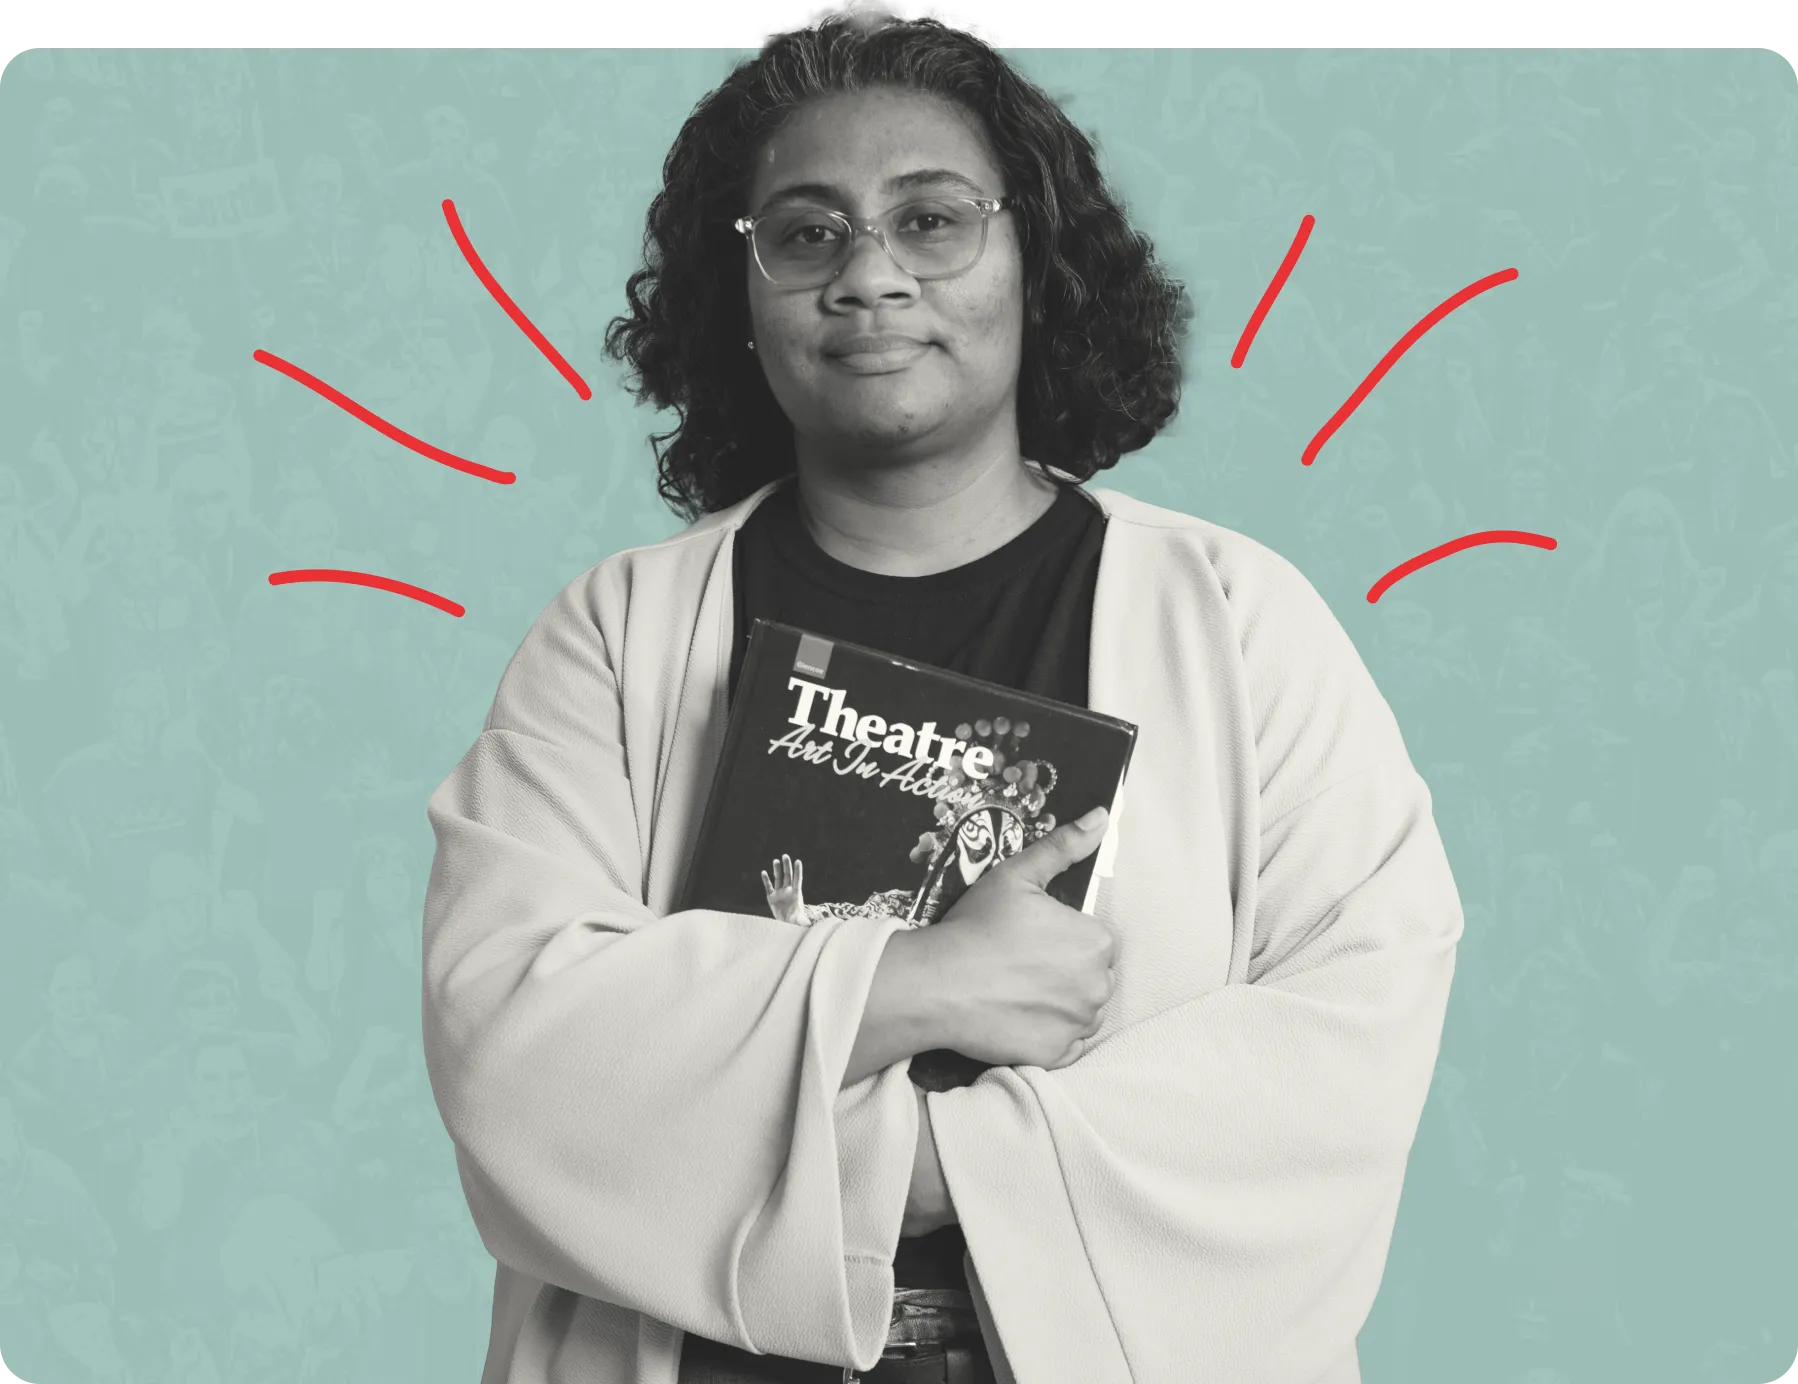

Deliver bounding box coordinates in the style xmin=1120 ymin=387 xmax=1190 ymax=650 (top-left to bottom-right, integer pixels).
xmin=679 ymin=1289 xmax=990 ymax=1384
xmin=883 ymin=1288 xmax=982 ymax=1351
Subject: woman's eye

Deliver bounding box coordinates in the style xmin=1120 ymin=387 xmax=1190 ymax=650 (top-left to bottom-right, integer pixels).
xmin=778 ymin=217 xmax=842 ymax=247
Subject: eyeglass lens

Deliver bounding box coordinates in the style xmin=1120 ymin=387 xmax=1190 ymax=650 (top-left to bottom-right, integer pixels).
xmin=753 ymin=199 xmax=988 ymax=285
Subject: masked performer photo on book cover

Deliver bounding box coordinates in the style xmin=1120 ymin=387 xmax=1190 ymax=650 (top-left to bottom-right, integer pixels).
xmin=761 ymin=744 xmax=1044 ymax=931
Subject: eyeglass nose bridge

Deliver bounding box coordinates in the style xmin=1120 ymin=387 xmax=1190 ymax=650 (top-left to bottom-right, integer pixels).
xmin=743 ymin=209 xmax=913 ymax=287
xmin=827 ymin=212 xmax=915 ymax=281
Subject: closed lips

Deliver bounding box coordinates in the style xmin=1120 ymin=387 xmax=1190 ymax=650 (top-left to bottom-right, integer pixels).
xmin=827 ymin=336 xmax=929 ymax=355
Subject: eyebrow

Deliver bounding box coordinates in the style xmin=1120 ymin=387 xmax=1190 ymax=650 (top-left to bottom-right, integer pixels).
xmin=757 ymin=167 xmax=991 ymax=210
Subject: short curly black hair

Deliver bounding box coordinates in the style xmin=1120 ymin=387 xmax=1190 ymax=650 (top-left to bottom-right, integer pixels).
xmin=604 ymin=11 xmax=1192 ymax=521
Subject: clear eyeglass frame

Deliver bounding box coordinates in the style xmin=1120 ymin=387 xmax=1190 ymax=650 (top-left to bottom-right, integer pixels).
xmin=733 ymin=195 xmax=1017 ymax=289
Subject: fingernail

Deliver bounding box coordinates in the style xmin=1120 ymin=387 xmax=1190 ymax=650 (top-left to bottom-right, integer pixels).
xmin=1076 ymin=806 xmax=1108 ymax=830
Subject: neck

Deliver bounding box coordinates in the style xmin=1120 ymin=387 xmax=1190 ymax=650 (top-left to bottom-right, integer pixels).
xmin=788 ymin=432 xmax=1061 ymax=578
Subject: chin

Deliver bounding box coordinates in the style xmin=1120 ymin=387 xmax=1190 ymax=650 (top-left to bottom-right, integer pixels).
xmin=822 ymin=400 xmax=940 ymax=450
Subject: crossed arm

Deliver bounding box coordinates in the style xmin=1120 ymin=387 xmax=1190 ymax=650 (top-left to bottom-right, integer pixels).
xmin=846 ymin=919 xmax=962 ymax=1237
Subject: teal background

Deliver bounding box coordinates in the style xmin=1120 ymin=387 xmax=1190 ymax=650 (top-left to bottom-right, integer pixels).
xmin=0 ymin=45 xmax=1795 ymax=1384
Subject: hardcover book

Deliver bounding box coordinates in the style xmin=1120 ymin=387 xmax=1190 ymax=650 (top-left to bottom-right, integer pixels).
xmin=679 ymin=619 xmax=1138 ymax=1088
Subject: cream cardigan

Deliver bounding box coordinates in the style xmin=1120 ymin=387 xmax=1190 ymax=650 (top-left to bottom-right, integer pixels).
xmin=422 ymin=478 xmax=1463 ymax=1384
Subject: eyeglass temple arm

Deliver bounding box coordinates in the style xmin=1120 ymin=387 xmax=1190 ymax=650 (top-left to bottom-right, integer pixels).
xmin=733 ymin=196 xmax=1014 ymax=235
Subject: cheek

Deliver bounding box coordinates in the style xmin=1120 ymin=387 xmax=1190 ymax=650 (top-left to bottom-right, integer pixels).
xmin=745 ymin=255 xmax=786 ymax=333
xmin=977 ymin=288 xmax=1025 ymax=354
xmin=935 ymin=277 xmax=1025 ymax=383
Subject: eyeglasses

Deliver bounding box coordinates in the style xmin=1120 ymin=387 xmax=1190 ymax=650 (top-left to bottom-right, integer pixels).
xmin=734 ymin=195 xmax=1017 ymax=289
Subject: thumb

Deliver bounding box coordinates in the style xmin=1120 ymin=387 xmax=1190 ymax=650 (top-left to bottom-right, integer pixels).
xmin=1005 ymin=806 xmax=1109 ymax=891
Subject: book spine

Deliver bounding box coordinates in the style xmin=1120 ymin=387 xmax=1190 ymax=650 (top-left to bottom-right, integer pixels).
xmin=674 ymin=628 xmax=768 ymax=913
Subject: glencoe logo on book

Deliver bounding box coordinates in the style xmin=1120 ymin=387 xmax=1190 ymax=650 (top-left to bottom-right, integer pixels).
xmin=792 ymin=632 xmax=834 ymax=680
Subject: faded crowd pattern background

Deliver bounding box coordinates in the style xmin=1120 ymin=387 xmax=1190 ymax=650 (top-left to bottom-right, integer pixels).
xmin=0 ymin=46 xmax=1795 ymax=1384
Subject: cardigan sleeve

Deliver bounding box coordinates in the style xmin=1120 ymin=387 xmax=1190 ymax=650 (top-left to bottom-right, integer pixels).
xmin=923 ymin=552 xmax=1464 ymax=1384
xmin=420 ymin=571 xmax=918 ymax=1370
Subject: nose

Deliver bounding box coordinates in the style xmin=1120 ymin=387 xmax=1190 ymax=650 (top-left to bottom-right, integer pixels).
xmin=823 ymin=225 xmax=919 ymax=311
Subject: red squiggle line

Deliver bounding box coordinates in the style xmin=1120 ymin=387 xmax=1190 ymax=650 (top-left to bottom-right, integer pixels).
xmin=269 ymin=568 xmax=466 ymax=617
xmin=1366 ymin=529 xmax=1557 ymax=604
xmin=1232 ymin=214 xmax=1314 ymax=369
xmin=443 ymin=198 xmax=592 ymax=401
xmin=253 ymin=349 xmax=516 ymax=485
xmin=1304 ymin=267 xmax=1519 ymax=466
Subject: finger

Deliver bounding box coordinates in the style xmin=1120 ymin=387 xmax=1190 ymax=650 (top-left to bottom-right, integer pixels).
xmin=761 ymin=871 xmax=773 ymax=895
xmin=794 ymin=858 xmax=803 ymax=889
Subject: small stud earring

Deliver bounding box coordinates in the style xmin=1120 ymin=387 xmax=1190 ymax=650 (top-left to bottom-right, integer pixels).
xmin=747 ymin=340 xmax=756 ymax=351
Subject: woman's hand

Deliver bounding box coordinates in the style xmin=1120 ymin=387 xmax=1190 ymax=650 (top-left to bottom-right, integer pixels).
xmin=927 ymin=808 xmax=1118 ymax=1070
xmin=761 ymin=854 xmax=807 ymax=925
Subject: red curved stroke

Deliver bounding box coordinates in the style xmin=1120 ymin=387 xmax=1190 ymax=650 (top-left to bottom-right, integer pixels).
xmin=253 ymin=349 xmax=516 ymax=485
xmin=443 ymin=198 xmax=592 ymax=401
xmin=1304 ymin=267 xmax=1519 ymax=466
xmin=1366 ymin=529 xmax=1557 ymax=604
xmin=269 ymin=568 xmax=466 ymax=617
xmin=1232 ymin=214 xmax=1314 ymax=369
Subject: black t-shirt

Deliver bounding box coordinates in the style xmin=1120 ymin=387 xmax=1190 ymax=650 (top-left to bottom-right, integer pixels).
xmin=730 ymin=474 xmax=1104 ymax=710
xmin=728 ymin=473 xmax=1107 ymax=1294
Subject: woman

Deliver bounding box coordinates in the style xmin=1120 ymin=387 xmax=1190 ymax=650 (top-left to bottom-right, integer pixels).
xmin=422 ymin=15 xmax=1463 ymax=1384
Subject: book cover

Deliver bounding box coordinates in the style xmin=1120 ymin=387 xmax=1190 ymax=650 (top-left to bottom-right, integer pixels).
xmin=679 ymin=619 xmax=1137 ymax=1088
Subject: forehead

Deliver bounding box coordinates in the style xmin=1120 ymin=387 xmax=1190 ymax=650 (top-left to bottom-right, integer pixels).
xmin=750 ymin=88 xmax=1001 ymax=208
